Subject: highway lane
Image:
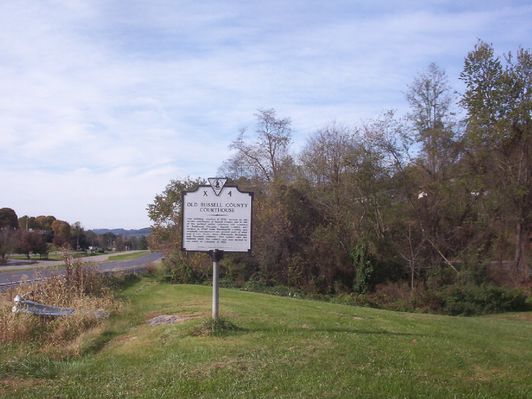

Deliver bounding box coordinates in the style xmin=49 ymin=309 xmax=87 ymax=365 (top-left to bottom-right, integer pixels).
xmin=0 ymin=251 xmax=163 ymax=290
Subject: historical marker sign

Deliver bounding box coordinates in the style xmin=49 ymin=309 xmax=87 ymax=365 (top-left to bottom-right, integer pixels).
xmin=182 ymin=178 xmax=252 ymax=320
xmin=182 ymin=179 xmax=253 ymax=253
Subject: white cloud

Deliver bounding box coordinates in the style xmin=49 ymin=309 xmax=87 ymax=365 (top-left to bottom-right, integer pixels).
xmin=0 ymin=1 xmax=530 ymax=227
xmin=0 ymin=166 xmax=182 ymax=229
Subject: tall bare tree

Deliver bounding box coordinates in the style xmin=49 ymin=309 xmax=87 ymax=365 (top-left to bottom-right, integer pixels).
xmin=407 ymin=63 xmax=457 ymax=177
xmin=225 ymin=109 xmax=293 ymax=182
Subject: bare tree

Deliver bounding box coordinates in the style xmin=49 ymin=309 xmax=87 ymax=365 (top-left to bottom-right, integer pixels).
xmin=407 ymin=63 xmax=457 ymax=177
xmin=226 ymin=109 xmax=293 ymax=182
xmin=407 ymin=63 xmax=452 ymax=132
xmin=300 ymin=123 xmax=354 ymax=188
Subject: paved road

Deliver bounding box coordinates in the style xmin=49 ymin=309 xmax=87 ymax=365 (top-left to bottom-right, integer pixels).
xmin=0 ymin=250 xmax=149 ymax=271
xmin=0 ymin=251 xmax=163 ymax=290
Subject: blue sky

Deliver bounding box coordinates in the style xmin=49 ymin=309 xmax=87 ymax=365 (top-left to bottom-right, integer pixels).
xmin=0 ymin=1 xmax=530 ymax=229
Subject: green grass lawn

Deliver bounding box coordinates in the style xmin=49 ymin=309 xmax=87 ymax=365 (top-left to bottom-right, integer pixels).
xmin=107 ymin=250 xmax=149 ymax=262
xmin=1 ymin=279 xmax=531 ymax=398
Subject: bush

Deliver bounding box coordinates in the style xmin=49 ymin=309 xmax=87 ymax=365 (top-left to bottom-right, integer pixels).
xmin=242 ymin=276 xmax=302 ymax=298
xmin=145 ymin=262 xmax=159 ymax=275
xmin=328 ymin=281 xmax=528 ymax=316
xmin=350 ymin=241 xmax=376 ymax=294
xmin=218 ymin=276 xmax=240 ymax=288
xmin=162 ymin=252 xmax=207 ymax=284
xmin=438 ymin=285 xmax=528 ymax=316
xmin=241 ymin=275 xmax=269 ymax=292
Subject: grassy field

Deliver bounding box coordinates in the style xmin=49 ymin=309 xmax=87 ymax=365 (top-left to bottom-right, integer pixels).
xmin=9 ymin=251 xmax=96 ymax=261
xmin=1 ymin=278 xmax=531 ymax=398
xmin=107 ymin=250 xmax=149 ymax=262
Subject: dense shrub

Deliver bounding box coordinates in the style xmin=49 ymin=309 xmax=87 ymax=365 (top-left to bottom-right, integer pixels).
xmin=237 ymin=279 xmax=529 ymax=316
xmin=355 ymin=282 xmax=528 ymax=315
xmin=242 ymin=276 xmax=302 ymax=298
xmin=218 ymin=276 xmax=240 ymax=288
xmin=350 ymin=241 xmax=376 ymax=294
xmin=437 ymin=285 xmax=528 ymax=315
xmin=162 ymin=251 xmax=207 ymax=284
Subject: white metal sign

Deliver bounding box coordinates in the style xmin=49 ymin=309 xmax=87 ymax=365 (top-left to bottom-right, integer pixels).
xmin=182 ymin=181 xmax=253 ymax=253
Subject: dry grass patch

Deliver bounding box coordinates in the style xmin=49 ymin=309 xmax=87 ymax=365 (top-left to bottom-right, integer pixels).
xmin=466 ymin=366 xmax=508 ymax=382
xmin=0 ymin=263 xmax=121 ymax=349
xmin=0 ymin=376 xmax=45 ymax=395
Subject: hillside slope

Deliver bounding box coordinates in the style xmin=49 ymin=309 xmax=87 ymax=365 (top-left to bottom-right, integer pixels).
xmin=1 ymin=280 xmax=531 ymax=398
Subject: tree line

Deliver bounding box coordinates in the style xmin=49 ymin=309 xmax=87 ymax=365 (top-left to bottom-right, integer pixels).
xmin=0 ymin=208 xmax=148 ymax=262
xmin=149 ymin=41 xmax=530 ymax=309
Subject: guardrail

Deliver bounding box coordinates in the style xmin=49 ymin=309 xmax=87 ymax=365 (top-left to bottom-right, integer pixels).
xmin=12 ymin=294 xmax=75 ymax=316
xmin=11 ymin=294 xmax=109 ymax=318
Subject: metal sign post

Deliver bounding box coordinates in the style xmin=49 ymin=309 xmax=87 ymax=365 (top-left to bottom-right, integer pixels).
xmin=211 ymin=249 xmax=223 ymax=319
xmin=182 ymin=178 xmax=253 ymax=320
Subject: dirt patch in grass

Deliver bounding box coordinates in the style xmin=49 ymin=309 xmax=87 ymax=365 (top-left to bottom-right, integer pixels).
xmin=467 ymin=366 xmax=507 ymax=382
xmin=147 ymin=313 xmax=201 ymax=326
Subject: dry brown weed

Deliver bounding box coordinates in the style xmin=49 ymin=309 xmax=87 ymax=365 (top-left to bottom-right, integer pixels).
xmin=0 ymin=263 xmax=121 ymax=346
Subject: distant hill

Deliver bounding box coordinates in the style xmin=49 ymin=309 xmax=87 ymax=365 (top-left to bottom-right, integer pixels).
xmin=91 ymin=228 xmax=151 ymax=237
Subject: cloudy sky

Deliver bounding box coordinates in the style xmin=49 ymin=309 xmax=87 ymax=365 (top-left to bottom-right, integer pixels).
xmin=1 ymin=1 xmax=530 ymax=229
